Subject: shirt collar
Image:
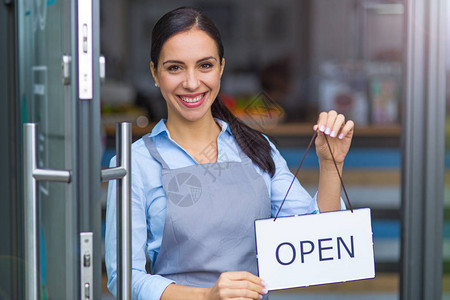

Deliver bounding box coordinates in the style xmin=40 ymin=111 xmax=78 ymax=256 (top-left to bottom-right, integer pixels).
xmin=215 ymin=118 xmax=233 ymax=135
xmin=149 ymin=118 xmax=232 ymax=138
xmin=149 ymin=119 xmax=169 ymax=138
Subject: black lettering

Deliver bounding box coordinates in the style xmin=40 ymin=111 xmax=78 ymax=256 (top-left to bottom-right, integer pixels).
xmin=318 ymin=238 xmax=334 ymax=261
xmin=275 ymin=242 xmax=296 ymax=265
xmin=300 ymin=240 xmax=315 ymax=263
xmin=337 ymin=236 xmax=355 ymax=259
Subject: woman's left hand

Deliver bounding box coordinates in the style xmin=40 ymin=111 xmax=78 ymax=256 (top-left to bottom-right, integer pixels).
xmin=313 ymin=110 xmax=354 ymax=165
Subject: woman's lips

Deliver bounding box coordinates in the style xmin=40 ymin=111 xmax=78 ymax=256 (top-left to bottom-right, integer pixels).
xmin=177 ymin=92 xmax=207 ymax=108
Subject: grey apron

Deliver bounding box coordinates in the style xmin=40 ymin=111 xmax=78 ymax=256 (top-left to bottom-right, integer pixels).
xmin=144 ymin=135 xmax=271 ymax=292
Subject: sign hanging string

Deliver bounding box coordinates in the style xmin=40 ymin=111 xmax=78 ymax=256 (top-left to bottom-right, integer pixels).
xmin=274 ymin=130 xmax=353 ymax=221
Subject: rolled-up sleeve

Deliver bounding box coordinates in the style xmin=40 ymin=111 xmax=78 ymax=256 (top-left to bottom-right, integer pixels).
xmin=105 ymin=156 xmax=174 ymax=300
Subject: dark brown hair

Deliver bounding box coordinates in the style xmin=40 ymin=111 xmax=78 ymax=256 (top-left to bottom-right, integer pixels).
xmin=151 ymin=7 xmax=275 ymax=176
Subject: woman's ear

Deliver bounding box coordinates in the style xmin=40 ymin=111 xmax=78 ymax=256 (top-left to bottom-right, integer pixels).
xmin=220 ymin=58 xmax=226 ymax=78
xmin=150 ymin=61 xmax=159 ymax=85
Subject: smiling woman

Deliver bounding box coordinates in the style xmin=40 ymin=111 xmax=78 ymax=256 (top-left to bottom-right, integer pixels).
xmin=148 ymin=7 xmax=277 ymax=174
xmin=105 ymin=6 xmax=354 ymax=300
xmin=150 ymin=29 xmax=225 ymax=125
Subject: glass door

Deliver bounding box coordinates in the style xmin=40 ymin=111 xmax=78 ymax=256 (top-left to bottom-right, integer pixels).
xmin=17 ymin=0 xmax=102 ymax=298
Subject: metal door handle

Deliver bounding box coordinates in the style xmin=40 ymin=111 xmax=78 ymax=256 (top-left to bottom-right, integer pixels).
xmin=101 ymin=122 xmax=131 ymax=300
xmin=24 ymin=123 xmax=71 ymax=300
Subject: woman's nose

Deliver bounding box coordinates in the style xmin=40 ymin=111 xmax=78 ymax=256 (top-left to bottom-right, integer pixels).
xmin=182 ymin=70 xmax=200 ymax=90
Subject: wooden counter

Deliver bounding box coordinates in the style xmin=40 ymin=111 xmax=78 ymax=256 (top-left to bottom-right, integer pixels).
xmin=104 ymin=122 xmax=401 ymax=139
xmin=263 ymin=123 xmax=401 ymax=137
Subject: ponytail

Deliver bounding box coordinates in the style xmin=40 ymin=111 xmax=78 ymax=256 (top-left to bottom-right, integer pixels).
xmin=212 ymin=97 xmax=276 ymax=177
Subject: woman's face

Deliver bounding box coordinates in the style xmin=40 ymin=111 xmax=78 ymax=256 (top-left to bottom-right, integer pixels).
xmin=151 ymin=28 xmax=225 ymax=124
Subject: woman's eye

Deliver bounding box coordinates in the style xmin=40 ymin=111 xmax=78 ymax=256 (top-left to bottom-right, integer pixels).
xmin=200 ymin=63 xmax=213 ymax=69
xmin=167 ymin=65 xmax=181 ymax=72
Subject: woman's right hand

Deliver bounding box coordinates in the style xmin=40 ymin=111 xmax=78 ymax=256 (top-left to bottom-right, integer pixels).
xmin=205 ymin=271 xmax=268 ymax=300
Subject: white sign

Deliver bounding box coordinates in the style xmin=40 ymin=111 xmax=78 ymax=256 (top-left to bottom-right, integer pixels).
xmin=254 ymin=208 xmax=375 ymax=291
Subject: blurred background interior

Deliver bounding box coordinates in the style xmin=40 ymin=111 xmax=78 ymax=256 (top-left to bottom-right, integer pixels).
xmin=100 ymin=0 xmax=407 ymax=299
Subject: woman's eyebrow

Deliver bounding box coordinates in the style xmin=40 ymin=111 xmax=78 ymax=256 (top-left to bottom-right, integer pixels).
xmin=162 ymin=60 xmax=184 ymax=65
xmin=196 ymin=56 xmax=217 ymax=63
xmin=162 ymin=56 xmax=217 ymax=65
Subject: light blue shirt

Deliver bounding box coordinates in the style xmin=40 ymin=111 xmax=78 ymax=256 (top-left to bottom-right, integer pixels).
xmin=105 ymin=119 xmax=345 ymax=300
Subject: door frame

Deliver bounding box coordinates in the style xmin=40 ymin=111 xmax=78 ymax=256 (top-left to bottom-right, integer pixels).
xmin=401 ymin=0 xmax=447 ymax=299
xmin=74 ymin=0 xmax=103 ymax=297
xmin=0 ymin=0 xmax=21 ymax=299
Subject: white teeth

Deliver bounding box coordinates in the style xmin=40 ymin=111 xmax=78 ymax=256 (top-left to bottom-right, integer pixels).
xmin=180 ymin=93 xmax=204 ymax=103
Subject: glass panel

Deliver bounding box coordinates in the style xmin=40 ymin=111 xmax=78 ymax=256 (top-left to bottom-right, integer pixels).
xmin=17 ymin=0 xmax=77 ymax=298
xmin=100 ymin=0 xmax=403 ymax=298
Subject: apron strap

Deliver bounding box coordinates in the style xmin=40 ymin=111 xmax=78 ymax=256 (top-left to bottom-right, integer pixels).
xmin=143 ymin=134 xmax=170 ymax=169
